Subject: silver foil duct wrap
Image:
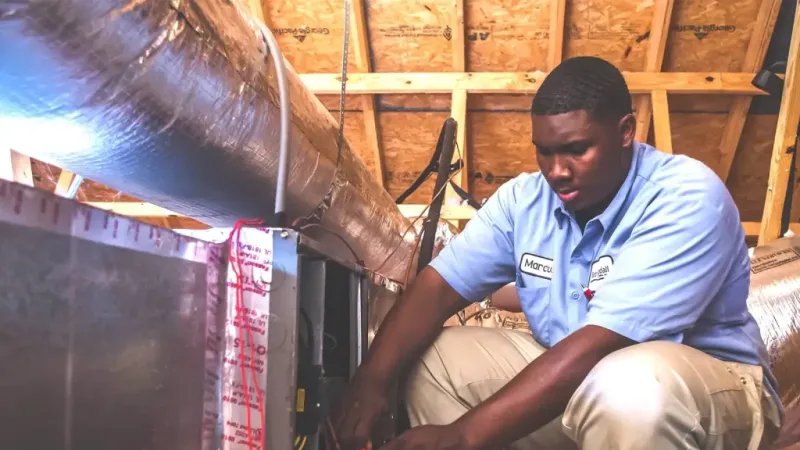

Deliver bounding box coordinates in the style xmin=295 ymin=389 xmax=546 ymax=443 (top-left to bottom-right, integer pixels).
xmin=0 ymin=0 xmax=417 ymax=283
xmin=747 ymin=235 xmax=800 ymax=447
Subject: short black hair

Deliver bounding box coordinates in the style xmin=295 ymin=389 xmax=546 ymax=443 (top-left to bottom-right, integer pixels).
xmin=531 ymin=56 xmax=633 ymax=123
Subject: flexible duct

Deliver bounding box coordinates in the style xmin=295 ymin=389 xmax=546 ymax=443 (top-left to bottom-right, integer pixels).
xmin=747 ymin=234 xmax=800 ymax=447
xmin=0 ymin=0 xmax=417 ymax=282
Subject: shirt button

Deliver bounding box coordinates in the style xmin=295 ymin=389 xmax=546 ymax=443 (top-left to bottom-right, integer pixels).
xmin=571 ymin=292 xmax=579 ymax=299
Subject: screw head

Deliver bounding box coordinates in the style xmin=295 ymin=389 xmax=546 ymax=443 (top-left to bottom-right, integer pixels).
xmin=280 ymin=230 xmax=290 ymax=239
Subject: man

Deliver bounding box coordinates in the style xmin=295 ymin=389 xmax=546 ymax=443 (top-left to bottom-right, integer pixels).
xmin=331 ymin=56 xmax=783 ymax=450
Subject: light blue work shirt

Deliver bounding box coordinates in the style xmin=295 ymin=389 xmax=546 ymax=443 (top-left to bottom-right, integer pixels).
xmin=430 ymin=141 xmax=781 ymax=414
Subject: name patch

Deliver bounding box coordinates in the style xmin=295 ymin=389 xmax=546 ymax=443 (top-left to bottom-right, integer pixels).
xmin=520 ymin=253 xmax=554 ymax=280
xmin=588 ymin=255 xmax=614 ymax=290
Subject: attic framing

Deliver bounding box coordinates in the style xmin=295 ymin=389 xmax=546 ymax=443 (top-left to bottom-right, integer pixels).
xmin=3 ymin=0 xmax=799 ymax=247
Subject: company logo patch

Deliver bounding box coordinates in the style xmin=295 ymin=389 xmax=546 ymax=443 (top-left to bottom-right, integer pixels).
xmin=588 ymin=256 xmax=614 ymax=290
xmin=520 ymin=253 xmax=554 ymax=280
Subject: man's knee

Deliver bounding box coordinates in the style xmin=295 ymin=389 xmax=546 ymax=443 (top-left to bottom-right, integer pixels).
xmin=563 ymin=341 xmax=703 ymax=444
xmin=406 ymin=326 xmax=543 ymax=426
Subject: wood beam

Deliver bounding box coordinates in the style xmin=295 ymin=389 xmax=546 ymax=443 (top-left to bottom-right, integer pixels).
xmin=759 ymin=2 xmax=800 ymax=245
xmin=300 ymin=72 xmax=766 ymax=95
xmin=452 ymin=0 xmax=466 ymax=72
xmin=718 ymin=0 xmax=783 ymax=181
xmin=0 ymin=149 xmax=34 ymax=187
xmin=651 ymin=90 xmax=673 ymax=154
xmin=635 ymin=0 xmax=675 ymax=143
xmin=85 ymin=202 xmax=796 ymax=239
xmin=547 ymin=0 xmax=566 ymax=70
xmin=350 ymin=0 xmax=385 ymax=187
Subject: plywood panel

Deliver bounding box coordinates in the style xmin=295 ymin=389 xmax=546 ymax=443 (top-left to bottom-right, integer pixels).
xmin=465 ymin=0 xmax=551 ymax=72
xmin=381 ymin=111 xmax=452 ymax=203
xmin=262 ymin=0 xmax=359 ymax=73
xmin=470 ymin=112 xmax=538 ymax=201
xmin=663 ymin=0 xmax=761 ymax=72
xmin=727 ymin=114 xmax=778 ymax=222
xmin=368 ymin=0 xmax=457 ymax=72
xmin=563 ymin=0 xmax=653 ymax=72
xmin=670 ymin=112 xmax=727 ymax=172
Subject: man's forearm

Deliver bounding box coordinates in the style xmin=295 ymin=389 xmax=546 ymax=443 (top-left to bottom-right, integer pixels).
xmin=355 ymin=266 xmax=467 ymax=388
xmin=454 ymin=325 xmax=635 ymax=450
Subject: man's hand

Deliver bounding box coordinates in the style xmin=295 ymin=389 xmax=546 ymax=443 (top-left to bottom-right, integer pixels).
xmin=329 ymin=378 xmax=388 ymax=450
xmin=327 ymin=267 xmax=468 ymax=450
xmin=380 ymin=425 xmax=469 ymax=450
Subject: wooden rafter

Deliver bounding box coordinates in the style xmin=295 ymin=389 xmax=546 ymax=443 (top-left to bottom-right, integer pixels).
xmin=651 ymin=90 xmax=673 ymax=154
xmin=81 ymin=201 xmax=798 ymax=239
xmin=443 ymin=0 xmax=467 ymax=228
xmin=452 ymin=0 xmax=466 ymax=72
xmin=351 ymin=0 xmax=386 ymax=187
xmin=547 ymin=0 xmax=566 ymax=71
xmin=300 ymin=71 xmax=765 ymax=95
xmin=758 ymin=2 xmax=800 ymax=245
xmin=718 ymin=0 xmax=783 ymax=182
xmin=634 ymin=0 xmax=675 ymax=143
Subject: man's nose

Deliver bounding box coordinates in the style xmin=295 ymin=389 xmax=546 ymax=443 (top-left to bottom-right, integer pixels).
xmin=549 ymin=155 xmax=572 ymax=180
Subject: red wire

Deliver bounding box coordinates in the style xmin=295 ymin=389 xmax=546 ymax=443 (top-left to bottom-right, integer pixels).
xmin=228 ymin=219 xmax=268 ymax=450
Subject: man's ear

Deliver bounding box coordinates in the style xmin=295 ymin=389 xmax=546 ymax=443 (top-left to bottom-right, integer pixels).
xmin=617 ymin=113 xmax=636 ymax=147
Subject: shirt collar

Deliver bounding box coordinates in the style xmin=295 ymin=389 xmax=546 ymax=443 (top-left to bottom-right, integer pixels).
xmin=552 ymin=142 xmax=642 ymax=230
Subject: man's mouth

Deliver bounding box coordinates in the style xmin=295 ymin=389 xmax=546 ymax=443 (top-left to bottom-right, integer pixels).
xmin=556 ymin=189 xmax=579 ymax=203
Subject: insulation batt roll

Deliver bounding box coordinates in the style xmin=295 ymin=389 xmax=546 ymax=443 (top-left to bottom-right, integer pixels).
xmin=0 ymin=0 xmax=418 ymax=283
xmin=747 ymin=235 xmax=800 ymax=448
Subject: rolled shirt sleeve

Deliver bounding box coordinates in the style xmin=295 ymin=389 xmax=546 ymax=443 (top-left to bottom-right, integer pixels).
xmin=428 ymin=176 xmax=526 ymax=302
xmin=584 ymin=185 xmax=742 ymax=343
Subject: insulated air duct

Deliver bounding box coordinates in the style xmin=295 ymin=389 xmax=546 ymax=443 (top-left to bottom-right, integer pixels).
xmin=0 ymin=0 xmax=417 ymax=282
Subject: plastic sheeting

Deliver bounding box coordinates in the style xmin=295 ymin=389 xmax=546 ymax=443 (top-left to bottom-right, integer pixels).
xmin=747 ymin=235 xmax=800 ymax=448
xmin=0 ymin=0 xmax=417 ymax=283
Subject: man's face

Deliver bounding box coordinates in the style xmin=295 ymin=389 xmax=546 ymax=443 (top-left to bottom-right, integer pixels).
xmin=532 ymin=109 xmax=635 ymax=214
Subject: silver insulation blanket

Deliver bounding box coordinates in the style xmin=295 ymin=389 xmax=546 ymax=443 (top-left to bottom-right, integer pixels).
xmin=747 ymin=235 xmax=800 ymax=447
xmin=0 ymin=0 xmax=417 ymax=282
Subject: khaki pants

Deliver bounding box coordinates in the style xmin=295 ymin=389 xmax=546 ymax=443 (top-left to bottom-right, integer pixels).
xmin=405 ymin=327 xmax=782 ymax=450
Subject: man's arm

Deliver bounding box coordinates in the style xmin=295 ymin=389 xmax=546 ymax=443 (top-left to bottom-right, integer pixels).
xmin=489 ymin=283 xmax=522 ymax=312
xmin=454 ymin=325 xmax=634 ymax=449
xmin=333 ymin=176 xmax=527 ymax=449
xmin=354 ymin=266 xmax=467 ymax=389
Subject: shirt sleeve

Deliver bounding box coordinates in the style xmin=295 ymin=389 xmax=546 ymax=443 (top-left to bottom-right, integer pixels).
xmin=428 ymin=176 xmax=524 ymax=302
xmin=584 ymin=183 xmax=743 ymax=343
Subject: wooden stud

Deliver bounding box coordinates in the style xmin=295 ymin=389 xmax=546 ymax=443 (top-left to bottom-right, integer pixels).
xmin=300 ymin=72 xmax=765 ymax=95
xmin=547 ymin=0 xmax=566 ymax=71
xmin=651 ymin=90 xmax=673 ymax=154
xmin=758 ymin=2 xmax=800 ymax=245
xmin=635 ymin=0 xmax=675 ymax=143
xmin=452 ymin=0 xmax=466 ymax=72
xmin=718 ymin=0 xmax=783 ymax=181
xmin=351 ymin=0 xmax=386 ymax=187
